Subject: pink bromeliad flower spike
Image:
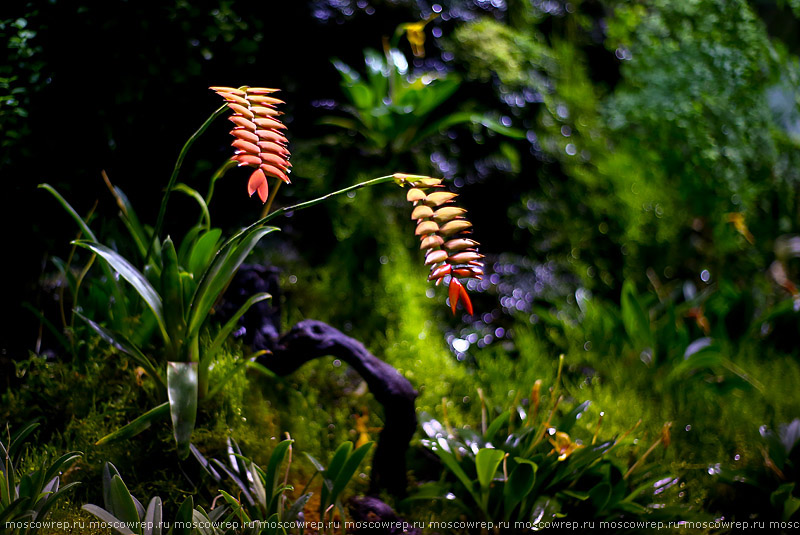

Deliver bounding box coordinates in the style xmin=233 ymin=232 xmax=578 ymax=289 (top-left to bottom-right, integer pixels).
xmin=210 ymin=86 xmax=291 ymax=203
xmin=398 ymin=174 xmax=483 ymax=316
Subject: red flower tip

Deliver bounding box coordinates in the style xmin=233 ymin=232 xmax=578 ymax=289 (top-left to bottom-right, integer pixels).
xmin=449 ymin=278 xmax=462 ymax=315
xmin=247 ymin=168 xmax=269 ymax=203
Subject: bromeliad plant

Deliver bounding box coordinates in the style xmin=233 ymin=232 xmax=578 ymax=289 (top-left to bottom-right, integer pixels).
xmin=41 ymin=86 xmax=482 ymax=459
xmin=191 ymin=438 xmax=312 ymax=533
xmin=1 ymin=422 xmax=81 ymax=535
xmin=321 ymin=22 xmax=524 ymax=157
xmin=411 ymin=359 xmax=686 ymax=524
xmin=83 ymin=462 xmax=213 ymax=535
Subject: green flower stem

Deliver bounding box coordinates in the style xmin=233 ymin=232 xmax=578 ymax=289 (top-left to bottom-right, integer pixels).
xmin=145 ymin=103 xmax=229 ymax=264
xmin=251 ymin=174 xmax=398 ymax=229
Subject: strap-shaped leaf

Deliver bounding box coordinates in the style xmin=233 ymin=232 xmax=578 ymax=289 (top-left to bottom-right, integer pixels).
xmin=286 ymin=493 xmax=312 ymax=523
xmin=72 ymin=240 xmax=168 ymax=342
xmin=172 ymin=496 xmax=194 ymax=535
xmin=431 ymin=445 xmax=475 ymax=498
xmin=485 ymin=411 xmax=510 ymax=443
xmin=320 ymin=442 xmax=352 ymax=509
xmin=264 ymin=439 xmax=293 ymax=514
xmin=77 ymin=312 xmax=165 ymax=390
xmin=187 ymin=226 xmax=278 ymax=341
xmin=204 ymin=293 xmax=271 ymax=368
xmin=109 ymin=185 xmax=150 ymax=263
xmin=31 ymin=483 xmax=80 ymax=531
xmin=173 ymin=183 xmax=211 ymax=230
xmin=167 ymin=362 xmax=198 ymax=459
xmin=186 ymin=228 xmax=222 ymax=276
xmin=143 ymin=497 xmax=162 ymax=535
xmin=161 ymin=237 xmax=186 ymax=360
xmin=329 ymin=442 xmax=373 ymax=506
xmin=95 ymin=403 xmax=170 ymax=446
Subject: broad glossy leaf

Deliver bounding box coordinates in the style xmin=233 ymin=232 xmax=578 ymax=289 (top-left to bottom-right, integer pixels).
xmin=475 ymin=448 xmax=505 ymax=490
xmin=108 ymin=475 xmax=141 ymax=533
xmin=530 ymin=496 xmax=560 ymax=525
xmin=205 ymin=292 xmax=271 ymax=367
xmin=167 ymin=362 xmax=198 ymax=459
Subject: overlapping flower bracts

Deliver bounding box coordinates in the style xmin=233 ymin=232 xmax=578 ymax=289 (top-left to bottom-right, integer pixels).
xmin=399 ymin=174 xmax=483 ymax=315
xmin=210 ymin=86 xmax=291 ymax=203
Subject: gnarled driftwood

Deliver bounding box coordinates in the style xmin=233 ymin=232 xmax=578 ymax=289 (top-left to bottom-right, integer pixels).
xmin=222 ymin=265 xmax=417 ymax=496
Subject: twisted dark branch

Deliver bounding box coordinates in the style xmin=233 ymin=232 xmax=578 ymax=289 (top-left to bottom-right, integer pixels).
xmin=222 ymin=265 xmax=418 ymax=496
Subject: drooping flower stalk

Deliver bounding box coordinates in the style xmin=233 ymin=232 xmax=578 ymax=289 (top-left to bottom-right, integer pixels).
xmin=398 ymin=174 xmax=483 ymax=315
xmin=210 ymin=86 xmax=291 ymax=203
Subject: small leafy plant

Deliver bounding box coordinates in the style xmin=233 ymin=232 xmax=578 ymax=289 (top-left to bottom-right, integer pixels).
xmin=1 ymin=422 xmax=81 ymax=535
xmin=412 ymin=359 xmax=685 ymax=525
xmin=191 ymin=438 xmax=311 ymax=533
xmin=304 ymin=441 xmax=374 ymax=533
xmin=82 ymin=462 xmax=202 ymax=535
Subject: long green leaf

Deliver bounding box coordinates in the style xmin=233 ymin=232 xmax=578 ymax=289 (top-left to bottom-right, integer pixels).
xmin=167 ymin=362 xmax=199 ymax=459
xmin=77 ymin=312 xmax=165 ymax=390
xmin=39 ymin=184 xmax=97 ymax=241
xmin=187 ymin=226 xmax=278 ymax=340
xmin=264 ymin=440 xmax=293 ymax=513
xmin=109 ymin=185 xmax=150 ymax=262
xmin=432 ymin=447 xmax=475 ymax=498
xmin=173 ymin=183 xmax=211 ymax=230
xmin=504 ymin=463 xmax=535 ymax=520
xmin=72 ymin=240 xmax=168 ymax=342
xmin=95 ymin=403 xmax=170 ymax=445
xmin=161 ymin=237 xmax=186 ymax=361
xmin=39 ymin=184 xmax=129 ymax=319
xmin=204 ymin=293 xmax=271 ymax=367
xmin=187 ymin=228 xmax=222 ymax=276
xmin=330 ymin=442 xmax=373 ymax=505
